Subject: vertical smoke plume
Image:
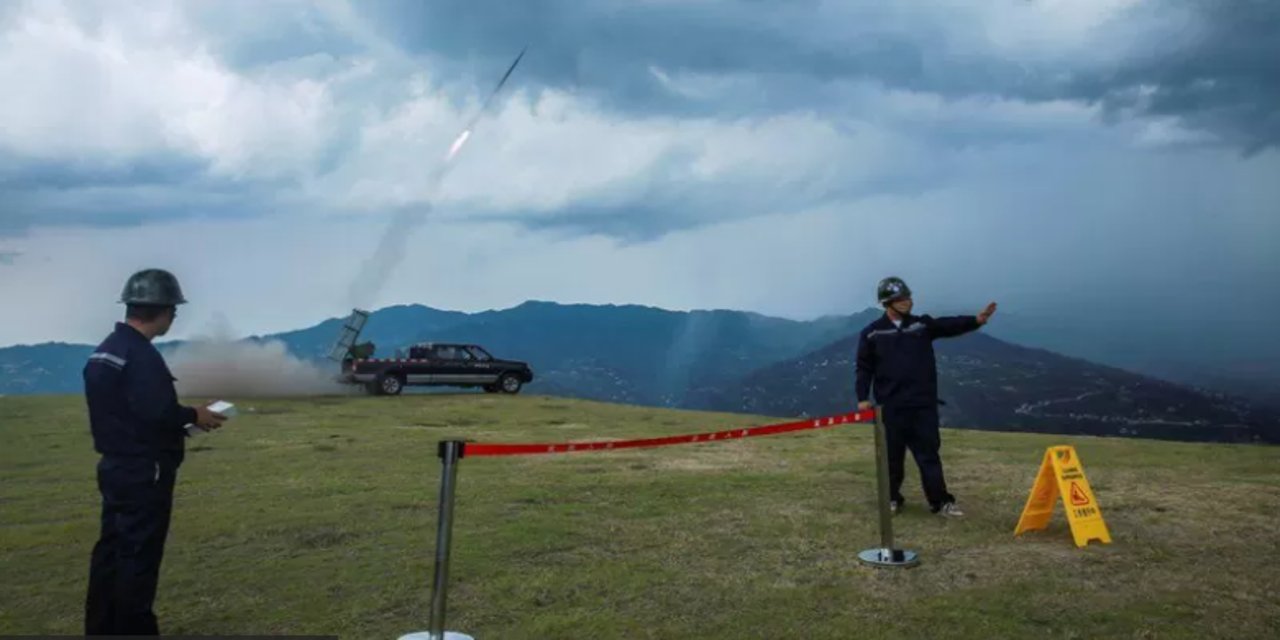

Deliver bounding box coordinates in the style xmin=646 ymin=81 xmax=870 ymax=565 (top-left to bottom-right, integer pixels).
xmin=345 ymin=169 xmax=445 ymax=311
xmin=343 ymin=48 xmax=525 ymax=310
xmin=167 ymin=315 xmax=356 ymax=397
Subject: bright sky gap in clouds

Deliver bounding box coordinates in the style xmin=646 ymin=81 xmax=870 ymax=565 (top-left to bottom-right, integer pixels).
xmin=0 ymin=0 xmax=1276 ymax=386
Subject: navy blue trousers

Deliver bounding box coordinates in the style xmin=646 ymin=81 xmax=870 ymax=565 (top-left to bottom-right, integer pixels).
xmin=883 ymin=405 xmax=955 ymax=510
xmin=85 ymin=455 xmax=178 ymax=636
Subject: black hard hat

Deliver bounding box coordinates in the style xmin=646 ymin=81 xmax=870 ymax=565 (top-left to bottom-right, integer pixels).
xmin=120 ymin=268 xmax=187 ymax=306
xmin=877 ymin=276 xmax=912 ymax=305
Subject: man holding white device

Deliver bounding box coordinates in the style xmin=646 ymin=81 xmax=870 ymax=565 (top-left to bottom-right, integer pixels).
xmin=82 ymin=268 xmax=232 ymax=636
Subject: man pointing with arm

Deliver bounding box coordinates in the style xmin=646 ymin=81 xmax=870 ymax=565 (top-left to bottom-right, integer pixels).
xmin=855 ymin=276 xmax=997 ymax=518
xmin=83 ymin=268 xmax=225 ymax=636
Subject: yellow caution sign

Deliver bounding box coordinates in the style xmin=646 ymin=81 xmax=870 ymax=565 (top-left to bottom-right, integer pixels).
xmin=1014 ymin=445 xmax=1112 ymax=547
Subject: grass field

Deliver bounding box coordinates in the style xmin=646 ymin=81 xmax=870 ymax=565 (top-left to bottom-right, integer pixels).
xmin=2 ymin=393 xmax=1279 ymax=639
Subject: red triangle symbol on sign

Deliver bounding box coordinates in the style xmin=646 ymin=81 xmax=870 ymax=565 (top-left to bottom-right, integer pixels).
xmin=1070 ymin=482 xmax=1090 ymax=506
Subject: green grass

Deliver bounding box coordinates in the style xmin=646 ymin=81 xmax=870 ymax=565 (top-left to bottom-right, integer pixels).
xmin=2 ymin=393 xmax=1279 ymax=639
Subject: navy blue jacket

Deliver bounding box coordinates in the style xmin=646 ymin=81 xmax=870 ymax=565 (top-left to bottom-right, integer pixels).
xmin=855 ymin=312 xmax=981 ymax=409
xmin=83 ymin=322 xmax=196 ymax=458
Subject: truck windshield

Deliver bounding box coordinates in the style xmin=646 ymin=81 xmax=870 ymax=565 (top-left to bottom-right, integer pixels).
xmin=467 ymin=347 xmax=492 ymax=361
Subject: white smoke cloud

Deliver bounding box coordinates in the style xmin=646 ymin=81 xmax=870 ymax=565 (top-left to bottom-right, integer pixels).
xmin=166 ymin=314 xmax=356 ymax=397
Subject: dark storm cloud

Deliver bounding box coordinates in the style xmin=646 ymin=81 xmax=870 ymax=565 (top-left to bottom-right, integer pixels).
xmin=351 ymin=0 xmax=963 ymax=110
xmin=1063 ymin=0 xmax=1280 ymax=154
xmin=0 ymin=153 xmax=209 ymax=191
xmin=0 ymin=153 xmax=294 ymax=236
xmin=3 ymin=0 xmax=1274 ymax=239
xmin=353 ymin=0 xmax=1279 ymax=152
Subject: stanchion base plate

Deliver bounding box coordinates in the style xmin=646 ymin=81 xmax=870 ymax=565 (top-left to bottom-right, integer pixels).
xmin=398 ymin=631 xmax=475 ymax=640
xmin=858 ymin=547 xmax=920 ymax=568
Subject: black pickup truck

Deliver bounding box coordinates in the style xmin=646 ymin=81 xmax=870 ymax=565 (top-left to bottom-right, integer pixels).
xmin=341 ymin=342 xmax=534 ymax=396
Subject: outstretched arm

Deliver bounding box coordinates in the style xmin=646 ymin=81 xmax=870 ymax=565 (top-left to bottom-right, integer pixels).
xmin=929 ymin=302 xmax=997 ymax=339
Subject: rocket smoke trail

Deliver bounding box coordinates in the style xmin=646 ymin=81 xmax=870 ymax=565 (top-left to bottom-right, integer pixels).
xmin=346 ymin=47 xmax=527 ymax=310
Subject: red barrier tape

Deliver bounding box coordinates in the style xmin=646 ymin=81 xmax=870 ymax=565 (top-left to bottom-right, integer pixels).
xmin=463 ymin=409 xmax=877 ymax=457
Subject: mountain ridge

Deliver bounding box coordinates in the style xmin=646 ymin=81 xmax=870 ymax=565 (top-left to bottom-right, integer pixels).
xmin=1 ymin=300 xmax=1275 ymax=444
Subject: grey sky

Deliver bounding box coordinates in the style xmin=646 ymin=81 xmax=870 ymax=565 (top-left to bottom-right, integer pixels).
xmin=0 ymin=0 xmax=1275 ymax=388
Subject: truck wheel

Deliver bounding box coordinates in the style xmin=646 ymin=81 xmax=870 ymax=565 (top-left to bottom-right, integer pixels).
xmin=498 ymin=373 xmax=522 ymax=394
xmin=378 ymin=374 xmax=404 ymax=396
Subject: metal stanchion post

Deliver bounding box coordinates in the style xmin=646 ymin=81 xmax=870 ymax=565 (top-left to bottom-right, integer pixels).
xmin=399 ymin=440 xmax=474 ymax=640
xmin=858 ymin=406 xmax=920 ymax=568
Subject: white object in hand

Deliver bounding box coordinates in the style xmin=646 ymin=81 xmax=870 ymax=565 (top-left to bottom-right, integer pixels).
xmin=185 ymin=401 xmax=235 ymax=436
xmin=207 ymin=400 xmax=237 ymax=417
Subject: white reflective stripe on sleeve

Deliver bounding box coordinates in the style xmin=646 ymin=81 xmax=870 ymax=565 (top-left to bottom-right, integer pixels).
xmin=88 ymin=352 xmax=127 ymax=368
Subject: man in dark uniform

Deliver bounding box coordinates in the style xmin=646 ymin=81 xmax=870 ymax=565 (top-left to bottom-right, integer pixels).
xmin=83 ymin=268 xmax=226 ymax=635
xmin=855 ymin=277 xmax=996 ymax=518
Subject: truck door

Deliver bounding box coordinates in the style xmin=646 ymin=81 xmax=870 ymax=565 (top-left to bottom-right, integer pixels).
xmin=464 ymin=346 xmax=501 ymax=385
xmin=431 ymin=345 xmax=470 ymax=384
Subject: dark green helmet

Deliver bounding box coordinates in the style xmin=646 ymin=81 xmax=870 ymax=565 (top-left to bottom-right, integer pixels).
xmin=120 ymin=268 xmax=187 ymax=306
xmin=877 ymin=276 xmax=911 ymax=305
